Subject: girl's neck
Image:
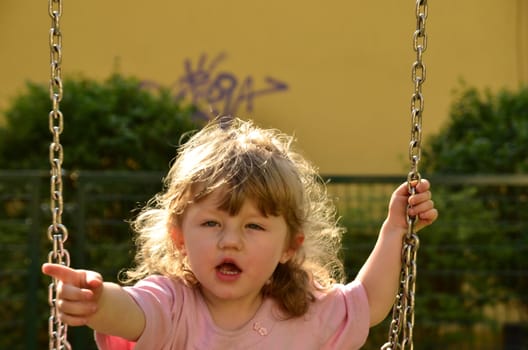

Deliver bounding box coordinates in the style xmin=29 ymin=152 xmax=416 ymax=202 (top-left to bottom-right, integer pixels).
xmin=199 ymin=288 xmax=264 ymax=331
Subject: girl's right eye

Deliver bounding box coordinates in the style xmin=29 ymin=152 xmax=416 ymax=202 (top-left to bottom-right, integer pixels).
xmin=202 ymin=220 xmax=219 ymax=228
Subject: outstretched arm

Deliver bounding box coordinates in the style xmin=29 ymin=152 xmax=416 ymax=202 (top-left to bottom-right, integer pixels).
xmin=42 ymin=263 xmax=145 ymax=341
xmin=356 ymin=179 xmax=438 ymax=326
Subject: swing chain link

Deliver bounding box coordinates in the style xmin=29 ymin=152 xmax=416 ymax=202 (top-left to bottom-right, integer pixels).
xmin=47 ymin=0 xmax=72 ymax=349
xmin=382 ymin=1 xmax=427 ymax=350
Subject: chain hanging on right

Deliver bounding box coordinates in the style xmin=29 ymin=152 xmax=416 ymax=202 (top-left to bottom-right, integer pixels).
xmin=381 ymin=1 xmax=428 ymax=350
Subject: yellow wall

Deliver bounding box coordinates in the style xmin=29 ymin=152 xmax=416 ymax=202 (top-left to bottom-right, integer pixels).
xmin=1 ymin=1 xmax=526 ymax=174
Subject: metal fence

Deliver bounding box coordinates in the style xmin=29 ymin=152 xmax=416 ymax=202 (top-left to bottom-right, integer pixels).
xmin=1 ymin=171 xmax=527 ymax=350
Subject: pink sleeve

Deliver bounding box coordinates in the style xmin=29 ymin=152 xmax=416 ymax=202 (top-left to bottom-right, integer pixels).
xmin=319 ymin=280 xmax=370 ymax=349
xmin=94 ymin=276 xmax=182 ymax=350
xmin=94 ymin=335 xmax=135 ymax=350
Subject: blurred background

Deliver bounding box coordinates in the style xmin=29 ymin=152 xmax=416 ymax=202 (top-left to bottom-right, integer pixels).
xmin=0 ymin=1 xmax=527 ymax=349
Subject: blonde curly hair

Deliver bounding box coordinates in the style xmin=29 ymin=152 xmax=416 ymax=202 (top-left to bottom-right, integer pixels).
xmin=123 ymin=117 xmax=345 ymax=317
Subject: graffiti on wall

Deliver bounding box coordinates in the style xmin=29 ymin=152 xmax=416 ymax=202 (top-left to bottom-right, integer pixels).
xmin=142 ymin=53 xmax=289 ymax=120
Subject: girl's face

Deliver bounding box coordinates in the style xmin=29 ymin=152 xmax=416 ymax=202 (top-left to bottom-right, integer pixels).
xmin=173 ymin=189 xmax=296 ymax=312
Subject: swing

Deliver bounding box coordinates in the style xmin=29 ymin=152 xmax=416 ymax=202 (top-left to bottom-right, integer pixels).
xmin=44 ymin=1 xmax=428 ymax=349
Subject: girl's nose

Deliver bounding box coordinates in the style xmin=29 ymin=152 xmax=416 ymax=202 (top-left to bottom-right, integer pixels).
xmin=217 ymin=228 xmax=243 ymax=250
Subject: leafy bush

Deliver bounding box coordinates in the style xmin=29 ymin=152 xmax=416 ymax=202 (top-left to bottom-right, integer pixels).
xmin=0 ymin=73 xmax=201 ymax=170
xmin=422 ymin=83 xmax=528 ymax=174
xmin=421 ymin=84 xmax=528 ymax=337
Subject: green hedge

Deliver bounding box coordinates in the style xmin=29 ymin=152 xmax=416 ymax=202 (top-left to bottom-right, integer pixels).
xmin=0 ymin=73 xmax=201 ymax=170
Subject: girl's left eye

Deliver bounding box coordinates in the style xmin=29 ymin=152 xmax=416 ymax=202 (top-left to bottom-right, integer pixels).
xmin=246 ymin=223 xmax=264 ymax=231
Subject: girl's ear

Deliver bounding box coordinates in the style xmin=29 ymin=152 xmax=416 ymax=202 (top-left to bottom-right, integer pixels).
xmin=294 ymin=233 xmax=305 ymax=248
xmin=170 ymin=226 xmax=185 ymax=250
xmin=280 ymin=232 xmax=305 ymax=263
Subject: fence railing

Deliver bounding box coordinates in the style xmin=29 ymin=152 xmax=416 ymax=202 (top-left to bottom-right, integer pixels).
xmin=1 ymin=171 xmax=527 ymax=350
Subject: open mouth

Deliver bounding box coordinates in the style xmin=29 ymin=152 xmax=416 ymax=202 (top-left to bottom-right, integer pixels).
xmin=216 ymin=261 xmax=242 ymax=275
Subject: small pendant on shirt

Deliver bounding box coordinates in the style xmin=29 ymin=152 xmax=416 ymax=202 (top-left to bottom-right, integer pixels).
xmin=253 ymin=322 xmax=268 ymax=336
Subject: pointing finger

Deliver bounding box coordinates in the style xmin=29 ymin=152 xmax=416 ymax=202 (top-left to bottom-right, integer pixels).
xmin=42 ymin=263 xmax=102 ymax=290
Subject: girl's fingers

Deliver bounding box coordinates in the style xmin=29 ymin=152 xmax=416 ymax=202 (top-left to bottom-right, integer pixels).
xmin=408 ymin=198 xmax=434 ymax=216
xmin=42 ymin=263 xmax=103 ymax=291
xmin=410 ymin=202 xmax=438 ymax=231
xmin=42 ymin=263 xmax=103 ymax=327
xmin=396 ymin=179 xmax=431 ymax=200
xmin=415 ymin=178 xmax=430 ymax=192
xmin=57 ymin=281 xmax=95 ymax=302
xmin=85 ymin=270 xmax=103 ymax=290
xmin=407 ymin=179 xmax=438 ymax=230
xmin=57 ymin=298 xmax=97 ymax=319
xmin=409 ymin=190 xmax=431 ymax=206
xmin=56 ymin=307 xmax=92 ymax=327
xmin=42 ymin=263 xmax=85 ymax=286
xmin=419 ymin=208 xmax=438 ymax=222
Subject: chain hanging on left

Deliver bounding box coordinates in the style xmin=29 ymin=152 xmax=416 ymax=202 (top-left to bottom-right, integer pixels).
xmin=47 ymin=0 xmax=72 ymax=349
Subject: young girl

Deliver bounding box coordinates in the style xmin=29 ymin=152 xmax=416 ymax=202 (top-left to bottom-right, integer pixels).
xmin=43 ymin=117 xmax=437 ymax=349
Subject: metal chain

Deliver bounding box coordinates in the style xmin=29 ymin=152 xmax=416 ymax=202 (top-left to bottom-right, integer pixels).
xmin=381 ymin=1 xmax=427 ymax=349
xmin=47 ymin=0 xmax=72 ymax=349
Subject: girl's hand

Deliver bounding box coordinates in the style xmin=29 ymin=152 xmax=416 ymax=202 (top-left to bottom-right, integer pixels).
xmin=359 ymin=179 xmax=438 ymax=326
xmin=42 ymin=263 xmax=104 ymax=326
xmin=385 ymin=179 xmax=438 ymax=234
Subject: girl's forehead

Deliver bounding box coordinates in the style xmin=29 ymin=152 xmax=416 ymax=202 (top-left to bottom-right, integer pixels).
xmin=197 ymin=187 xmax=231 ymax=206
xmin=199 ymin=186 xmax=254 ymax=206
xmin=189 ymin=185 xmax=275 ymax=217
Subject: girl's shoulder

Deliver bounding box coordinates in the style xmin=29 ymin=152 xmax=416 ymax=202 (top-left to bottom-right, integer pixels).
xmin=311 ymin=279 xmax=368 ymax=316
xmin=257 ymin=280 xmax=369 ymax=349
xmin=126 ymin=274 xmax=200 ymax=304
xmin=312 ymin=279 xmax=366 ymax=298
xmin=134 ymin=274 xmax=192 ymax=288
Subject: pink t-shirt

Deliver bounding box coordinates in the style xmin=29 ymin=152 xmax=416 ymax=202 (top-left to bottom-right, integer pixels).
xmin=95 ymin=275 xmax=369 ymax=350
